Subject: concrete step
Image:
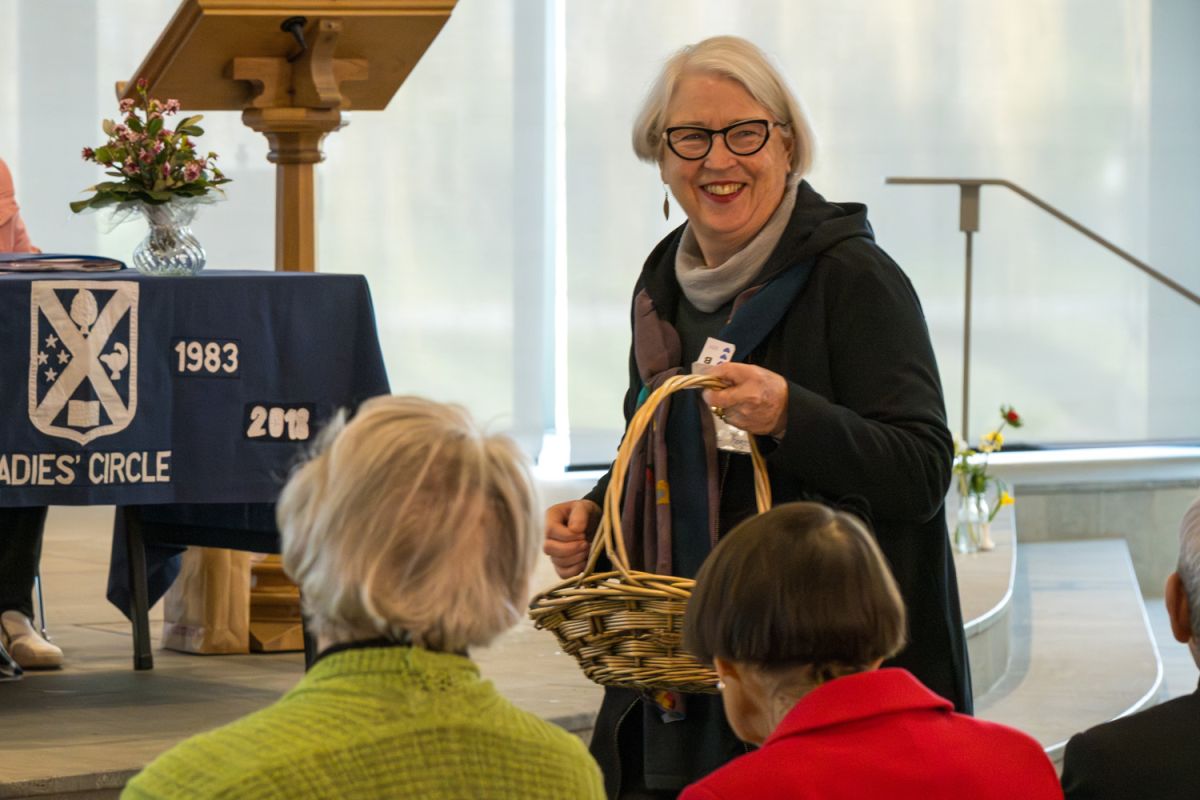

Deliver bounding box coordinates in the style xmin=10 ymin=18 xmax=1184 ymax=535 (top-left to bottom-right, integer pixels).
xmin=974 ymin=539 xmax=1162 ymax=762
xmin=952 ymin=506 xmax=1016 ymax=698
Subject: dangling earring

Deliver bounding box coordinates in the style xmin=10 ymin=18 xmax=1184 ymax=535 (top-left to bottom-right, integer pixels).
xmin=663 ymin=185 xmax=670 ymax=221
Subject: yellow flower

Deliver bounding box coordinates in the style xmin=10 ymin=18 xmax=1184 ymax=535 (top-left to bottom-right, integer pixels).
xmin=979 ymin=430 xmax=1004 ymax=452
xmin=999 ymin=491 xmax=1014 ymax=507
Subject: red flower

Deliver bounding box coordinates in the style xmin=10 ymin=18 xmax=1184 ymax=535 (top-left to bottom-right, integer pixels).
xmin=136 ymin=77 xmax=149 ymax=92
xmin=81 ymin=147 xmax=94 ymax=160
xmin=1000 ymin=405 xmax=1023 ymax=427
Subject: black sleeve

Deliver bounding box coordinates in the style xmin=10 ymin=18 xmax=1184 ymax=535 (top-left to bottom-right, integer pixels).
xmin=765 ymin=247 xmax=953 ymax=523
xmin=1060 ymin=732 xmax=1106 ymax=799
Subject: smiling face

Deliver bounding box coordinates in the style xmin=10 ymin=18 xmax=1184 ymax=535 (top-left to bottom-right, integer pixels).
xmin=660 ymin=71 xmax=793 ymax=266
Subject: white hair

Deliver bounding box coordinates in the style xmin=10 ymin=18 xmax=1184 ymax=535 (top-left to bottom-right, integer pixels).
xmin=278 ymin=395 xmax=541 ymax=652
xmin=631 ymin=35 xmax=815 ymax=176
xmin=1179 ymin=496 xmax=1200 ymax=642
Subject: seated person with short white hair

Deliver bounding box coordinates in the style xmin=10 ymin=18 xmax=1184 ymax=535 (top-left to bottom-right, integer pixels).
xmin=122 ymin=395 xmax=604 ymax=799
xmin=1060 ymin=495 xmax=1200 ymax=800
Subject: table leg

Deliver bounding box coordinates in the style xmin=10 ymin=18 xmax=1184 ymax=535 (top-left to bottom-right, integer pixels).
xmin=122 ymin=507 xmax=154 ymax=670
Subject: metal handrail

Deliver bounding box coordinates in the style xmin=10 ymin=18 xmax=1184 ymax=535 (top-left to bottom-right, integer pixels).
xmin=887 ymin=177 xmax=1200 ymax=441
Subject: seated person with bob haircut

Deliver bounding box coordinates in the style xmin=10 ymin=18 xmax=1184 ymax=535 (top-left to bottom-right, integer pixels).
xmin=679 ymin=501 xmax=1062 ymax=800
xmin=122 ymin=395 xmax=604 ymax=800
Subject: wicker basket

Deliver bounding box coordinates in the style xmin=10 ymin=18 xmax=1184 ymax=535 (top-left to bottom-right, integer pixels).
xmin=528 ymin=373 xmax=771 ymax=694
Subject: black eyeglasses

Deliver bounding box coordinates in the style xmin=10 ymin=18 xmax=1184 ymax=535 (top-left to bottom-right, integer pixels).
xmin=663 ymin=119 xmax=787 ymax=160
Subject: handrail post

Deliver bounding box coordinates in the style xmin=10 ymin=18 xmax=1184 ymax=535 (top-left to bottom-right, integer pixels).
xmin=959 ymin=184 xmax=980 ymax=443
xmin=888 ymin=175 xmax=1200 ymax=449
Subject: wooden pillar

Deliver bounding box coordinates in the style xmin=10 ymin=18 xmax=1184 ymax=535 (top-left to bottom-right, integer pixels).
xmin=242 ymin=108 xmax=343 ymax=272
xmin=276 ymin=162 xmax=316 ymax=272
xmin=232 ymin=19 xmax=366 ymax=272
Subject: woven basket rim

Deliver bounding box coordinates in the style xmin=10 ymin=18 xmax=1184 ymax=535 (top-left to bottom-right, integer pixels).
xmin=528 ymin=373 xmax=772 ymax=693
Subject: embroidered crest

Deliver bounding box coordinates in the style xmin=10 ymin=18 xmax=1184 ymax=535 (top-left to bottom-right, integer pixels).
xmin=28 ymin=281 xmax=138 ymax=444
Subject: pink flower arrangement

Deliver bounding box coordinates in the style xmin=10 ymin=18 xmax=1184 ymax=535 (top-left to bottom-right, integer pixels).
xmin=71 ymin=77 xmax=230 ymax=213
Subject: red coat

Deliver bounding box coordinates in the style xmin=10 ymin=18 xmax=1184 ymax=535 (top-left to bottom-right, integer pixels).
xmin=680 ymin=669 xmax=1062 ymax=800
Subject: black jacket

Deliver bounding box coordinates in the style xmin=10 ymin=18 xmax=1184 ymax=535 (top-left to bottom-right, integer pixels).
xmin=585 ymin=181 xmax=971 ymax=796
xmin=1061 ymin=680 xmax=1200 ymax=800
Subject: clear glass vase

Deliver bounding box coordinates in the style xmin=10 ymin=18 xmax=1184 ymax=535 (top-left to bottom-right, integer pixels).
xmin=954 ymin=492 xmax=991 ymax=554
xmin=132 ymin=201 xmax=206 ymax=276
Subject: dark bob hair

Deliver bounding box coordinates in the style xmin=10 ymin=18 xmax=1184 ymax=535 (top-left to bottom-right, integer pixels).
xmin=683 ymin=502 xmax=906 ymax=676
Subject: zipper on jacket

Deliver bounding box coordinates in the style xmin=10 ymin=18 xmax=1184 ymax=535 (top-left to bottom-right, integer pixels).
xmin=713 ymin=451 xmax=732 ymax=547
xmin=611 ymin=697 xmax=639 ymax=798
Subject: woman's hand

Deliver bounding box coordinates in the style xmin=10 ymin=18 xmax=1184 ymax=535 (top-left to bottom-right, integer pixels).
xmin=701 ymin=363 xmax=790 ymax=437
xmin=543 ymin=499 xmax=601 ymax=578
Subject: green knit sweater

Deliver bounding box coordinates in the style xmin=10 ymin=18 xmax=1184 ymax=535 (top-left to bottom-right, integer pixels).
xmin=122 ymin=644 xmax=604 ymax=799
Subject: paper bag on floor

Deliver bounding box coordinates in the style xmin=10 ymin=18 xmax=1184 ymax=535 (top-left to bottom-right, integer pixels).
xmin=161 ymin=546 xmax=251 ymax=654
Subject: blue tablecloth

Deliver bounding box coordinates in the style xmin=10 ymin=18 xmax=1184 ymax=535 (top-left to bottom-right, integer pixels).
xmin=0 ymin=270 xmax=390 ymax=614
xmin=0 ymin=270 xmax=389 ymax=505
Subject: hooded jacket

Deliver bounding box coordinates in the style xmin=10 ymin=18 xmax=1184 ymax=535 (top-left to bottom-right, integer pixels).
xmin=584 ymin=180 xmax=970 ymax=795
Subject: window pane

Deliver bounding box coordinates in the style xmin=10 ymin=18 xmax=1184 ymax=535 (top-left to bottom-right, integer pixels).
xmin=3 ymin=0 xmax=517 ymax=431
xmin=564 ymin=0 xmax=1200 ymax=454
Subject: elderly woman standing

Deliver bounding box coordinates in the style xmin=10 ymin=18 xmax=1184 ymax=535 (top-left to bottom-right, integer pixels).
xmin=543 ymin=36 xmax=969 ymax=796
xmin=124 ymin=396 xmax=604 ymax=799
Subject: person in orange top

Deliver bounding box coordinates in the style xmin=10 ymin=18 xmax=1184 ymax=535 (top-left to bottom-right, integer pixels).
xmin=680 ymin=502 xmax=1062 ymax=800
xmin=0 ymin=158 xmax=39 ymax=253
xmin=0 ymin=157 xmax=63 ymax=671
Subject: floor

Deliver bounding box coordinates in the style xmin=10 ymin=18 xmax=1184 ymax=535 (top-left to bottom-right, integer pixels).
xmin=0 ymin=506 xmax=600 ymax=797
xmin=1145 ymin=600 xmax=1198 ymax=700
xmin=1 ymin=506 xmax=1196 ymax=798
xmin=972 ymin=539 xmax=1177 ymax=759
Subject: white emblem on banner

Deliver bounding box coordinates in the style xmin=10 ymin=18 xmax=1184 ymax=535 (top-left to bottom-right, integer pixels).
xmin=28 ymin=281 xmax=139 ymax=444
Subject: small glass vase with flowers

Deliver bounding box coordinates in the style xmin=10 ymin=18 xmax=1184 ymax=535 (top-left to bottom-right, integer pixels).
xmin=71 ymin=78 xmax=231 ymax=276
xmin=952 ymin=405 xmax=1023 ymax=554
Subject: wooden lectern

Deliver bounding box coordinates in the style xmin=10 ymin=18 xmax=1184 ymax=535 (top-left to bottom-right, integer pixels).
xmin=120 ymin=0 xmax=457 ymax=272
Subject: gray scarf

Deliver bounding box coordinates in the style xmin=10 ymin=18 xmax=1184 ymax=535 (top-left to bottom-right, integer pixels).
xmin=675 ymin=176 xmax=800 ymax=312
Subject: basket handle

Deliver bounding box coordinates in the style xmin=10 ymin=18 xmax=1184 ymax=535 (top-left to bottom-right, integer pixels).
xmin=579 ymin=373 xmax=773 ymax=584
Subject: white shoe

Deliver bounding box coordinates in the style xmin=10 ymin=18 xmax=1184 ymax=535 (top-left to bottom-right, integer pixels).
xmin=0 ymin=610 xmax=63 ymax=669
